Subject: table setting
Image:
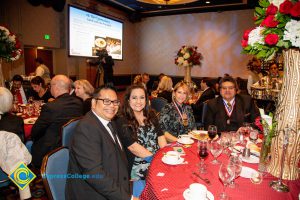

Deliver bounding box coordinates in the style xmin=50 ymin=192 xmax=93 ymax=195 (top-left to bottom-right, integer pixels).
xmin=11 ymin=99 xmax=43 ymax=141
xmin=140 ymin=128 xmax=300 ymax=200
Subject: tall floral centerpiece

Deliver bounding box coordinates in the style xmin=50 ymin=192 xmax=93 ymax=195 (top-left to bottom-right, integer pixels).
xmin=175 ymin=45 xmax=203 ymax=88
xmin=0 ymin=25 xmax=22 ymax=86
xmin=241 ymin=0 xmax=300 ymax=180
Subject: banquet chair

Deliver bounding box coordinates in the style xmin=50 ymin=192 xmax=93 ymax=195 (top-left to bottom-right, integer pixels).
xmin=151 ymin=97 xmax=168 ymax=113
xmin=61 ymin=117 xmax=81 ymax=147
xmin=41 ymin=147 xmax=69 ymax=200
xmin=0 ymin=168 xmax=10 ymax=188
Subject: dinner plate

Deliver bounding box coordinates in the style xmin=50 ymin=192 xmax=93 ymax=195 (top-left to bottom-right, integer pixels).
xmin=240 ymin=166 xmax=257 ymax=178
xmin=162 ymin=156 xmax=184 ymax=165
xmin=177 ymin=138 xmax=194 ymax=145
xmin=241 ymin=155 xmax=259 ymax=164
xmin=188 ymin=131 xmax=208 ymax=141
xmin=183 ymin=189 xmax=214 ymax=200
xmin=94 ymin=38 xmax=106 ymax=48
xmin=24 ymin=117 xmax=38 ymax=125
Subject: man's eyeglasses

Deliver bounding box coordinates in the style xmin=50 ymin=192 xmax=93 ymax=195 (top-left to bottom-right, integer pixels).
xmin=221 ymin=86 xmax=235 ymax=90
xmin=94 ymin=98 xmax=120 ymax=106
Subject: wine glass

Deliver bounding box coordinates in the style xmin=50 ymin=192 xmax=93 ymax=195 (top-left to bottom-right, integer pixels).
xmin=26 ymin=104 xmax=34 ymax=117
xmin=208 ymin=125 xmax=217 ymax=140
xmin=209 ymin=140 xmax=223 ymax=164
xmin=228 ymin=155 xmax=243 ymax=188
xmin=219 ymin=162 xmax=235 ymax=199
xmin=220 ymin=132 xmax=232 ymax=155
xmin=198 ymin=140 xmax=208 ymax=174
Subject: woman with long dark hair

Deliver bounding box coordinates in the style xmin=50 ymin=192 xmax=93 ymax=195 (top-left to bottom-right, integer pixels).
xmin=117 ymin=84 xmax=167 ymax=199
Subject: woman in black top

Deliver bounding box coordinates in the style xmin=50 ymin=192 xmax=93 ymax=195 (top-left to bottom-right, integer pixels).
xmin=30 ymin=76 xmax=54 ymax=102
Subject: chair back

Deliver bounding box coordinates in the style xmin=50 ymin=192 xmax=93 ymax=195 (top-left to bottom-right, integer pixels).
xmin=0 ymin=168 xmax=10 ymax=188
xmin=41 ymin=147 xmax=69 ymax=200
xmin=61 ymin=117 xmax=81 ymax=147
xmin=151 ymin=97 xmax=168 ymax=113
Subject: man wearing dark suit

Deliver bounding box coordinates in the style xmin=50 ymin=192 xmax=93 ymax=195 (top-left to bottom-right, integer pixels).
xmin=204 ymin=76 xmax=259 ymax=132
xmin=31 ymin=75 xmax=83 ymax=167
xmin=10 ymin=75 xmax=34 ymax=104
xmin=66 ymin=85 xmax=130 ymax=200
xmin=192 ymin=78 xmax=216 ymax=123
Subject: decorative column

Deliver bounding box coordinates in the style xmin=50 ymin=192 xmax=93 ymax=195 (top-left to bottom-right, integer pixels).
xmin=268 ymin=48 xmax=300 ymax=180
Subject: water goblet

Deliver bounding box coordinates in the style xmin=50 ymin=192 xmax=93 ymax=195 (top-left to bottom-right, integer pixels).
xmin=26 ymin=105 xmax=34 ymax=117
xmin=220 ymin=132 xmax=232 ymax=155
xmin=198 ymin=140 xmax=208 ymax=174
xmin=219 ymin=162 xmax=235 ymax=199
xmin=209 ymin=140 xmax=223 ymax=165
xmin=208 ymin=125 xmax=217 ymax=140
xmin=228 ymin=155 xmax=243 ymax=188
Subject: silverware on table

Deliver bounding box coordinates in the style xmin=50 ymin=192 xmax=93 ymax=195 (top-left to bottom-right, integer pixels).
xmin=192 ymin=172 xmax=211 ymax=185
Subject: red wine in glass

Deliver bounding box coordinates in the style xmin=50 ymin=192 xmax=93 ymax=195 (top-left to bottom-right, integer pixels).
xmin=199 ymin=146 xmax=208 ymax=159
xmin=208 ymin=130 xmax=217 ymax=140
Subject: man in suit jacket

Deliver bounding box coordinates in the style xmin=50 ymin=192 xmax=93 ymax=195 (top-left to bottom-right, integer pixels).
xmin=31 ymin=75 xmax=83 ymax=167
xmin=10 ymin=75 xmax=34 ymax=104
xmin=204 ymin=76 xmax=259 ymax=132
xmin=192 ymin=78 xmax=216 ymax=123
xmin=66 ymin=85 xmax=130 ymax=200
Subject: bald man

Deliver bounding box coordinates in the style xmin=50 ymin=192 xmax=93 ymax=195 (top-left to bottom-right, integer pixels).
xmin=31 ymin=75 xmax=83 ymax=167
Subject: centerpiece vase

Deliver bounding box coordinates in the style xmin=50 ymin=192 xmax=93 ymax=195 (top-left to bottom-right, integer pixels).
xmin=184 ymin=65 xmax=194 ymax=90
xmin=0 ymin=58 xmax=4 ymax=87
xmin=268 ymin=48 xmax=300 ymax=180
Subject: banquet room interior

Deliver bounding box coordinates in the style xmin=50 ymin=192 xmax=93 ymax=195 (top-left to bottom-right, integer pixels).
xmin=1 ymin=0 xmax=300 ymax=200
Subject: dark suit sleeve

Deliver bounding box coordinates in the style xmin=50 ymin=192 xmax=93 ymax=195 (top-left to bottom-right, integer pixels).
xmin=31 ymin=104 xmax=53 ymax=140
xmin=203 ymin=102 xmax=215 ymax=130
xmin=71 ymin=120 xmax=130 ymax=200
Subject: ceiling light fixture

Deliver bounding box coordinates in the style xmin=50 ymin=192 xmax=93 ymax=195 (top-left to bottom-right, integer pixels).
xmin=137 ymin=0 xmax=198 ymax=5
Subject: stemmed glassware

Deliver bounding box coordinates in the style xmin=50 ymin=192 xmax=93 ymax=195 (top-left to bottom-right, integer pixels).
xmin=208 ymin=125 xmax=217 ymax=140
xmin=228 ymin=155 xmax=243 ymax=188
xmin=209 ymin=140 xmax=223 ymax=165
xmin=220 ymin=132 xmax=232 ymax=155
xmin=198 ymin=140 xmax=208 ymax=174
xmin=219 ymin=162 xmax=235 ymax=199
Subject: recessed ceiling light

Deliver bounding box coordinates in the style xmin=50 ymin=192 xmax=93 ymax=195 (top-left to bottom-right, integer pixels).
xmin=205 ymin=1 xmax=210 ymax=3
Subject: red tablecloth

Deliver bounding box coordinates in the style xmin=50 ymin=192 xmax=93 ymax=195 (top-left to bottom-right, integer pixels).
xmin=140 ymin=142 xmax=300 ymax=200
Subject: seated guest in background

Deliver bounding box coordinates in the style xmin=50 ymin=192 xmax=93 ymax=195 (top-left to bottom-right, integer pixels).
xmin=151 ymin=73 xmax=165 ymax=92
xmin=236 ymin=77 xmax=249 ymax=95
xmin=74 ymin=79 xmax=94 ymax=114
xmin=10 ymin=74 xmax=31 ymax=104
xmin=142 ymin=73 xmax=150 ymax=93
xmin=204 ymin=76 xmax=259 ymax=132
xmin=159 ymin=82 xmax=195 ymax=142
xmin=269 ymin=62 xmax=279 ymax=78
xmin=247 ymin=57 xmax=263 ymax=94
xmin=31 ymin=75 xmax=83 ymax=168
xmin=0 ymin=87 xmax=25 ymax=142
xmin=66 ymin=85 xmax=130 ymax=200
xmin=31 ymin=57 xmax=51 ymax=85
xmin=191 ymin=77 xmax=215 ymax=123
xmin=30 ymin=76 xmax=54 ymax=102
xmin=213 ymin=77 xmax=222 ymax=97
xmin=133 ymin=74 xmax=143 ymax=85
xmin=156 ymin=76 xmax=173 ymax=103
xmin=118 ymin=85 xmax=167 ymax=199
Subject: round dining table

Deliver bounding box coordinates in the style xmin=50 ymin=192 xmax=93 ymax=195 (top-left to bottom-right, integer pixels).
xmin=140 ymin=141 xmax=300 ymax=200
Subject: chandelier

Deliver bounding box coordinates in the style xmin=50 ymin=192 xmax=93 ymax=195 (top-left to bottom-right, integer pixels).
xmin=137 ymin=0 xmax=198 ymax=5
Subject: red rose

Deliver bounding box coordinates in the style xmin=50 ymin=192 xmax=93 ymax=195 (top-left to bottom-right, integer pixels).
xmin=241 ymin=39 xmax=248 ymax=47
xmin=261 ymin=15 xmax=278 ymax=27
xmin=291 ymin=2 xmax=300 ymax=18
xmin=243 ymin=29 xmax=252 ymax=40
xmin=266 ymin=4 xmax=278 ymax=15
xmin=265 ymin=33 xmax=279 ymax=45
xmin=279 ymin=0 xmax=293 ymax=14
